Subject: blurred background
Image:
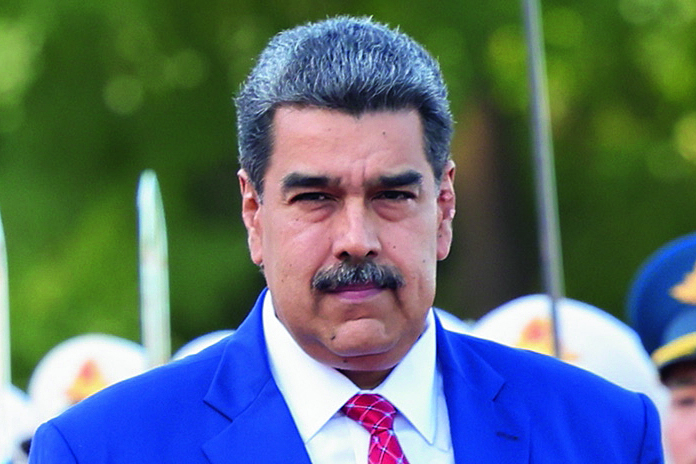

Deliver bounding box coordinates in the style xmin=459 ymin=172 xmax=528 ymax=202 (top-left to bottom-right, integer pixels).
xmin=1 ymin=0 xmax=695 ymax=389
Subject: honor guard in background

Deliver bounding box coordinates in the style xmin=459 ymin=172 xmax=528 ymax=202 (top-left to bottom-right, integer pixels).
xmin=628 ymin=232 xmax=696 ymax=464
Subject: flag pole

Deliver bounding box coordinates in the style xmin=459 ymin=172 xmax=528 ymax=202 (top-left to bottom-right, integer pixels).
xmin=522 ymin=0 xmax=565 ymax=357
xmin=0 ymin=207 xmax=11 ymax=448
xmin=137 ymin=170 xmax=172 ymax=368
xmin=0 ymin=208 xmax=10 ymax=389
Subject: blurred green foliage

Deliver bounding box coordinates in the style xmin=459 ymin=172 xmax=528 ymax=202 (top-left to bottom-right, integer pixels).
xmin=1 ymin=0 xmax=695 ymax=388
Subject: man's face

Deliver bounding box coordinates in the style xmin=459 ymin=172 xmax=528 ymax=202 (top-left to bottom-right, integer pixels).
xmin=665 ymin=363 xmax=696 ymax=464
xmin=239 ymin=107 xmax=455 ymax=388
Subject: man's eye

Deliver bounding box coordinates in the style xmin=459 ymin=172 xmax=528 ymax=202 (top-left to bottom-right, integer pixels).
xmin=674 ymin=396 xmax=696 ymax=408
xmin=375 ymin=191 xmax=415 ymax=201
xmin=290 ymin=192 xmax=332 ymax=203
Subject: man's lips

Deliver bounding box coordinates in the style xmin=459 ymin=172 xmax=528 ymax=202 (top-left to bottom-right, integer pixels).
xmin=326 ymin=283 xmax=383 ymax=300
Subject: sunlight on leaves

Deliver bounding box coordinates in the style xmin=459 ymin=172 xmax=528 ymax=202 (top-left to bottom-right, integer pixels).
xmin=103 ymin=74 xmax=144 ymax=115
xmin=674 ymin=112 xmax=696 ymax=164
xmin=0 ymin=18 xmax=44 ymax=132
xmin=487 ymin=24 xmax=527 ymax=112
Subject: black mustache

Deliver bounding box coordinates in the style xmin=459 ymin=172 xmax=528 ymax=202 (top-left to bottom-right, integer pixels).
xmin=311 ymin=261 xmax=405 ymax=292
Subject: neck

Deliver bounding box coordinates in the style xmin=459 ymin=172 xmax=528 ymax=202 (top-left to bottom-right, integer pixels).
xmin=339 ymin=367 xmax=393 ymax=390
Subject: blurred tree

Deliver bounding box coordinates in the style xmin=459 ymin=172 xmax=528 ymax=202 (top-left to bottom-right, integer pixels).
xmin=0 ymin=0 xmax=694 ymax=389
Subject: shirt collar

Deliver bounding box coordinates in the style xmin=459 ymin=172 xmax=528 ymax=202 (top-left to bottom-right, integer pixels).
xmin=262 ymin=290 xmax=439 ymax=445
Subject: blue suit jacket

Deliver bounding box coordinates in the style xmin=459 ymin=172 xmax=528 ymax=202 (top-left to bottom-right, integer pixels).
xmin=30 ymin=290 xmax=663 ymax=463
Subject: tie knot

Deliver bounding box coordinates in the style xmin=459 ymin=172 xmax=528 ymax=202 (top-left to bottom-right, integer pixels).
xmin=342 ymin=393 xmax=397 ymax=433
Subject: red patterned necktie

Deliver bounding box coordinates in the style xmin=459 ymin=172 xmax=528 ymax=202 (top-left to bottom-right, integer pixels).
xmin=342 ymin=393 xmax=410 ymax=464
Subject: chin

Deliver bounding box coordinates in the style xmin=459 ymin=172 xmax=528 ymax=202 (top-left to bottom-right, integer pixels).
xmin=333 ymin=344 xmax=404 ymax=369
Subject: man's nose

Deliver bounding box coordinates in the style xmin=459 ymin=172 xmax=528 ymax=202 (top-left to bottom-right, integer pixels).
xmin=332 ymin=200 xmax=381 ymax=260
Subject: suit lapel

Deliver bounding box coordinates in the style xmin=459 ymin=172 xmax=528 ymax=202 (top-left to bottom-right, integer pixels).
xmin=201 ymin=289 xmax=311 ymax=464
xmin=202 ymin=378 xmax=311 ymax=464
xmin=436 ymin=318 xmax=530 ymax=463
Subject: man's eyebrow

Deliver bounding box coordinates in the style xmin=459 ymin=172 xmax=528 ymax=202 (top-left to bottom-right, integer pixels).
xmin=377 ymin=170 xmax=423 ymax=188
xmin=281 ymin=170 xmax=423 ymax=192
xmin=281 ymin=173 xmax=334 ymax=191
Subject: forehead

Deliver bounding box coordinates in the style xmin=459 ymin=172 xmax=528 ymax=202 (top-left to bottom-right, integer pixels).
xmin=665 ymin=362 xmax=696 ymax=388
xmin=266 ymin=106 xmax=431 ymax=184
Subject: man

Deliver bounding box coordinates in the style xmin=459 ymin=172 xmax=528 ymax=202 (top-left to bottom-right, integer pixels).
xmin=29 ymin=16 xmax=663 ymax=463
xmin=627 ymin=233 xmax=696 ymax=464
xmin=653 ymin=313 xmax=696 ymax=464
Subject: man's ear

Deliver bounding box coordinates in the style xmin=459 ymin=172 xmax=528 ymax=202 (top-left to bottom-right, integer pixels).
xmin=436 ymin=160 xmax=456 ymax=261
xmin=238 ymin=169 xmax=264 ymax=267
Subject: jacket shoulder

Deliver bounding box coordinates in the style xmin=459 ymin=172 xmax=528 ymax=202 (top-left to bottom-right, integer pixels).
xmin=440 ymin=330 xmax=663 ymax=463
xmin=32 ymin=337 xmax=233 ymax=461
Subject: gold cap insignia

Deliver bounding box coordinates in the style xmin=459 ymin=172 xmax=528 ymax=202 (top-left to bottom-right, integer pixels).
xmin=670 ymin=259 xmax=696 ymax=305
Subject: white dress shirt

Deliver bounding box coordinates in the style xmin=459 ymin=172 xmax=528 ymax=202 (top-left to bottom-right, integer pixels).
xmin=263 ymin=291 xmax=454 ymax=463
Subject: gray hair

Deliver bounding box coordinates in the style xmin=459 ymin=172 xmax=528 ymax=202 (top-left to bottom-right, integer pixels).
xmin=235 ymin=16 xmax=453 ymax=196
